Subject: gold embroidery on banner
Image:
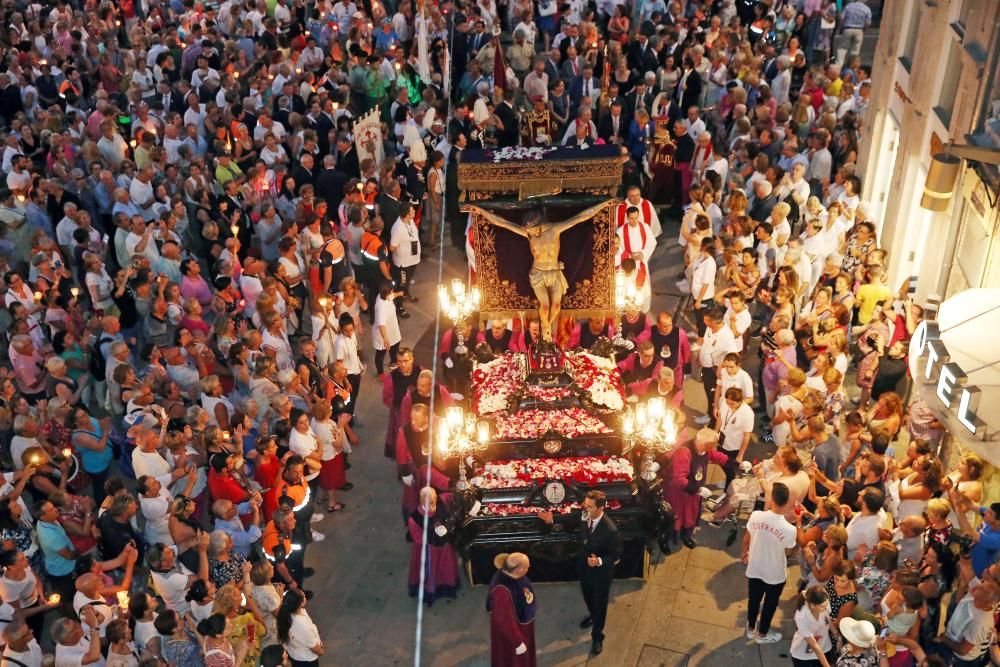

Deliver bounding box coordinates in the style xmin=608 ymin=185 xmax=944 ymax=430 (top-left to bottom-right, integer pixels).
xmin=459 ymin=156 xmax=622 ymax=194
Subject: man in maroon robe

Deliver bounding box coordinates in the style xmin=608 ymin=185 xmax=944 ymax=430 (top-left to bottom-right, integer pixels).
xmin=486 ymin=552 xmax=537 ymax=667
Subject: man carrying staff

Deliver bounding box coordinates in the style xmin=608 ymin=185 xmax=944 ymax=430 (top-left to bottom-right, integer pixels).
xmin=470 ymin=201 xmax=610 ymax=342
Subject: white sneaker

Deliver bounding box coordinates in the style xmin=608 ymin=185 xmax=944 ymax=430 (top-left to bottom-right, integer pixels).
xmin=310 ymin=513 xmax=325 ymax=523
xmin=745 ymin=626 xmax=756 ymax=640
xmin=694 ymin=415 xmax=711 ymax=425
xmin=755 ymin=631 xmax=782 ymax=644
xmin=311 ymin=530 xmax=326 ymax=542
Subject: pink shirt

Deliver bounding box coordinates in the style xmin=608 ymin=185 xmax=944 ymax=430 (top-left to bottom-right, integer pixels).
xmin=181 ymin=275 xmax=214 ymax=307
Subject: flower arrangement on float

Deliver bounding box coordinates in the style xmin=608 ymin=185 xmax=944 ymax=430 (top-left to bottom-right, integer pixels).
xmin=477 ymin=499 xmax=624 ymax=517
xmin=564 ymin=352 xmax=626 ymax=410
xmin=477 ymin=456 xmax=634 ymax=489
xmin=494 ymin=408 xmax=612 ymax=440
xmin=471 ymin=355 xmax=523 ymax=414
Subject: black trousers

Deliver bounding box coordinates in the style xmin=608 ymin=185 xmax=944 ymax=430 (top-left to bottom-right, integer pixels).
xmin=375 ymin=342 xmax=400 ymax=375
xmin=580 ymin=568 xmax=614 ymax=642
xmin=392 ymin=263 xmax=417 ymax=297
xmin=347 ymin=373 xmax=361 ymax=415
xmin=720 ymin=447 xmax=740 ymax=490
xmin=747 ymin=577 xmax=784 ymax=635
xmin=701 ymin=365 xmax=718 ymax=422
xmin=693 ymin=300 xmax=710 ymax=337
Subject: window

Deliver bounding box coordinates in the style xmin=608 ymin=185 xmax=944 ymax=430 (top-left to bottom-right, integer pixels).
xmin=934 ymin=40 xmax=962 ymax=128
xmin=900 ymin=5 xmax=921 ymax=71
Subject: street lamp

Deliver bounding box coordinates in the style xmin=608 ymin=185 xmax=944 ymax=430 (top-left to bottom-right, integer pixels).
xmin=438 ymin=278 xmax=481 ymax=355
xmin=436 ymin=406 xmax=490 ymax=491
xmin=622 ymin=397 xmax=678 ymax=482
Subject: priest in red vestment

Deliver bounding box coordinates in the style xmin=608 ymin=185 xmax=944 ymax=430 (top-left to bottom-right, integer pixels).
xmin=486 ymin=552 xmax=537 ymax=667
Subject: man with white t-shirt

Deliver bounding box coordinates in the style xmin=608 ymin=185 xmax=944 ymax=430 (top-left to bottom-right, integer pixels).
xmin=690 ymin=236 xmax=716 ymax=339
xmin=695 ymin=308 xmax=737 ymax=426
xmin=722 ymin=293 xmax=752 ymax=353
xmin=51 ymin=610 xmax=104 ymax=667
xmin=742 ymin=481 xmax=796 ymax=645
xmin=388 ymin=202 xmax=421 ymax=307
xmin=2 ymin=619 xmax=45 ymax=666
xmin=845 ymin=487 xmax=888 ymax=558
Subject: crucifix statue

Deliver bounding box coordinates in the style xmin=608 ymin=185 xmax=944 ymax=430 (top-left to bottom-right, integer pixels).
xmin=469 ymin=201 xmax=609 ymax=342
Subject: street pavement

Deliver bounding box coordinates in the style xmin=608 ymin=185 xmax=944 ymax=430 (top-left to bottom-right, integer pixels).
xmin=303 ymin=238 xmax=803 ymax=666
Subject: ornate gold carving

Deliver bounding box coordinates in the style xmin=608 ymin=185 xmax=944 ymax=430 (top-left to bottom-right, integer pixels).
xmin=460 ymin=156 xmax=622 ymax=194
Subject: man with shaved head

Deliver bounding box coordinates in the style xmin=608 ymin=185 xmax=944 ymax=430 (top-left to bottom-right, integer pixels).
xmin=487 ymin=551 xmax=537 ymax=665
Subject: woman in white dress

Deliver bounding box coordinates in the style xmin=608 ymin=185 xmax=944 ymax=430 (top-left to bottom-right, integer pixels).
xmin=278 ymin=589 xmax=323 ymax=665
xmin=260 ymin=310 xmax=294 ymax=372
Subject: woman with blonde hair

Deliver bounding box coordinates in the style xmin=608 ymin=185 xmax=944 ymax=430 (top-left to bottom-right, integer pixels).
xmin=211 ymin=582 xmax=265 ymax=667
xmin=200 ymin=375 xmax=235 ymax=428
xmin=803 ymin=524 xmax=848 ymax=585
xmin=771 ymin=367 xmax=811 ymax=446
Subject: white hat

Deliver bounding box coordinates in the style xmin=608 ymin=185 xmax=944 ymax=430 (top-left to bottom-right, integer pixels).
xmin=839 ymin=618 xmax=876 ymax=648
xmin=473 ymin=97 xmax=490 ymax=125
xmin=409 ymin=140 xmax=427 ymax=163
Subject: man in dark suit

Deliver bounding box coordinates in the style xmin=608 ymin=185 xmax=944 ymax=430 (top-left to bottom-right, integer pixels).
xmin=674 ymin=57 xmax=703 ymax=112
xmin=540 ymin=490 xmax=622 ymax=656
xmin=625 ymin=80 xmax=655 ymax=119
xmin=315 ymin=155 xmax=348 ymax=210
xmin=335 ymin=133 xmax=360 ymax=180
xmin=569 ymin=64 xmax=600 ymax=113
xmin=493 ymin=90 xmax=520 ymax=148
xmin=597 ymin=100 xmax=627 ymax=145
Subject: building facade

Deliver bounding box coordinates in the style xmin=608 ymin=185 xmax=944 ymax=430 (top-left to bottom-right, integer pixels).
xmin=860 ymin=0 xmax=1000 ymax=471
xmin=858 ymin=0 xmax=1000 ymax=302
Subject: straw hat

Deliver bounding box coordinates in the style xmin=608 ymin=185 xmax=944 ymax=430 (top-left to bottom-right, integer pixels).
xmin=839 ymin=618 xmax=877 ymax=649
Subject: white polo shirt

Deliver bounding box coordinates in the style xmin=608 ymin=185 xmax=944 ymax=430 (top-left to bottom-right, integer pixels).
xmin=718 ymin=367 xmax=754 ymax=405
xmin=690 ymin=254 xmax=716 ymax=302
xmin=723 ymin=306 xmax=752 ymax=351
xmin=698 ymin=325 xmax=737 ymax=369
xmin=718 ymin=402 xmax=754 ymax=453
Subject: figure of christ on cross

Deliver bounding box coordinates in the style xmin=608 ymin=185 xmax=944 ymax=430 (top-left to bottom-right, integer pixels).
xmin=469 ymin=201 xmax=610 ymax=342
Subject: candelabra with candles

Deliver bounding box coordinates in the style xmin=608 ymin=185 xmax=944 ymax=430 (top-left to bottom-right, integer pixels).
xmin=613 ymin=270 xmax=642 ymax=346
xmin=438 ymin=278 xmax=481 ymax=355
xmin=622 ymin=397 xmax=678 ymax=482
xmin=436 ymin=406 xmax=490 ymax=492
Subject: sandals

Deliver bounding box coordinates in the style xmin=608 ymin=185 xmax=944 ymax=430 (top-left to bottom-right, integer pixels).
xmin=327 ymin=502 xmax=346 ymax=513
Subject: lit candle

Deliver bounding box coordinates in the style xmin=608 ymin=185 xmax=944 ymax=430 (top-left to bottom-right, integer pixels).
xmin=394 ymin=62 xmax=401 ymax=71
xmin=115 ymin=20 xmax=121 ymax=26
xmin=230 ymin=224 xmax=239 ymax=236
xmin=70 ymin=286 xmax=79 ymax=298
xmin=32 ymin=291 xmax=42 ymax=302
xmin=47 ymin=593 xmax=60 ymax=605
xmin=116 ymin=591 xmax=129 ymax=610
xmin=222 ymin=431 xmax=231 ymax=440
xmin=476 ymin=421 xmax=489 ymax=444
xmin=234 ymin=71 xmax=239 ymax=79
xmin=62 ymin=448 xmax=72 ymax=458
xmin=319 ymin=296 xmax=329 ymax=309
xmin=446 ymin=406 xmax=463 ymax=429
xmin=130 ymin=139 xmax=137 ymax=148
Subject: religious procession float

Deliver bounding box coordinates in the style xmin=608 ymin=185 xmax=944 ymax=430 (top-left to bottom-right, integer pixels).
xmin=432 ymin=145 xmax=679 ymax=584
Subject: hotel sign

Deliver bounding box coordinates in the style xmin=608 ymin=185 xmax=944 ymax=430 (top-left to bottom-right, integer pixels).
xmin=910 ymin=320 xmax=983 ymax=436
